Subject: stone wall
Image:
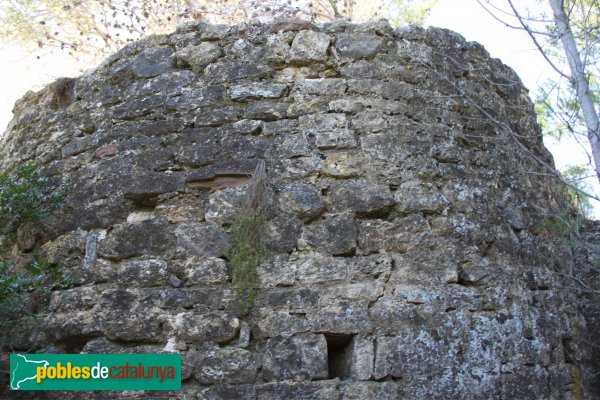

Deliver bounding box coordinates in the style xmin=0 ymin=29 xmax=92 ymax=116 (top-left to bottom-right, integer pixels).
xmin=1 ymin=19 xmax=598 ymax=399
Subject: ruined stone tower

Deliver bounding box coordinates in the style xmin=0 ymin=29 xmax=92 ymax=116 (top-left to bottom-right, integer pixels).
xmin=1 ymin=20 xmax=598 ymax=399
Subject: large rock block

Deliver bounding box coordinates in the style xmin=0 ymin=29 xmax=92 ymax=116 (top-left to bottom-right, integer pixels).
xmin=167 ymin=311 xmax=240 ymax=344
xmin=98 ymin=221 xmax=176 ymax=260
xmin=131 ymin=46 xmax=175 ymax=78
xmin=336 ymin=32 xmax=385 ymax=60
xmin=175 ymin=223 xmax=231 ymax=257
xmin=278 ymin=183 xmax=325 ymax=221
xmin=195 ymin=345 xmax=258 ymax=384
xmin=262 ymin=333 xmax=328 ymax=381
xmin=299 ymin=214 xmax=357 ymax=255
xmin=287 ymin=30 xmax=331 ymax=64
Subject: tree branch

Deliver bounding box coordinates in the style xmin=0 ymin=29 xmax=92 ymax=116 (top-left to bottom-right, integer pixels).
xmin=549 ymin=0 xmax=600 ymax=183
xmin=506 ymin=0 xmax=571 ymax=80
xmin=475 ymin=0 xmax=553 ymax=34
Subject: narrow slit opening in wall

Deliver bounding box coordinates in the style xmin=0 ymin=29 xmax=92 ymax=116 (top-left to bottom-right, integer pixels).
xmin=124 ymin=195 xmax=159 ymax=211
xmin=324 ymin=332 xmax=354 ymax=380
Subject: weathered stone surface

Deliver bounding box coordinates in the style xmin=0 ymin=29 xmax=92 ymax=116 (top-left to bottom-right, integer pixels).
xmin=316 ymin=129 xmax=357 ymax=150
xmin=1 ymin=20 xmax=597 ymax=400
xmin=243 ymin=101 xmax=289 ymax=121
xmin=98 ymin=221 xmax=175 ymax=260
xmin=81 ymin=337 xmax=126 ymax=354
xmin=395 ymin=180 xmax=449 ymax=214
xmin=278 ymin=133 xmax=309 ymax=157
xmin=199 ymin=23 xmax=231 ymax=40
xmin=131 ymin=46 xmax=175 ymax=78
xmin=292 ymin=253 xmax=347 ymax=284
xmin=322 ymin=154 xmax=366 ymax=178
xmin=168 ymin=311 xmax=239 ymax=344
xmin=265 ymin=213 xmax=303 ymax=253
xmin=299 ymin=214 xmax=357 ymax=255
xmin=140 ymin=288 xmax=192 ymax=309
xmin=169 ymin=85 xmax=226 ymax=111
xmin=257 ymin=310 xmax=310 ymax=338
xmin=257 ymin=255 xmax=296 ymax=288
xmin=347 ymin=336 xmax=374 ymax=380
xmin=204 ymin=61 xmax=271 ymax=83
xmin=62 ymin=134 xmax=101 ymax=157
xmin=260 ymin=288 xmax=320 ymax=312
xmin=15 ymin=221 xmax=43 ymax=251
xmin=102 ymin=314 xmax=164 ymax=342
xmin=336 ymin=32 xmax=384 ymax=60
xmin=330 ymin=181 xmax=395 ymax=216
xmin=278 ymin=183 xmax=325 ymax=221
xmin=122 ymin=172 xmax=185 ymax=201
xmin=44 ymin=311 xmax=105 ymax=342
xmin=358 ymin=215 xmax=432 ymax=254
xmin=238 ymin=320 xmax=251 ymax=348
xmin=195 ymin=345 xmax=257 ymax=384
xmin=271 ymin=19 xmax=315 ymax=33
xmin=298 ymin=78 xmax=347 ymax=95
xmin=229 ymin=83 xmax=289 ymax=101
xmin=227 ymin=118 xmax=263 ymax=135
xmin=126 ymin=69 xmax=194 ymax=98
xmin=155 ymin=195 xmax=204 ymax=223
xmin=263 ymin=34 xmax=291 ymax=62
xmin=94 ymin=143 xmax=117 ymax=159
xmin=175 ymin=223 xmax=231 ymax=257
xmin=340 ymin=60 xmax=379 ymax=78
xmin=257 ymin=380 xmax=340 ymax=400
xmin=193 ymin=105 xmax=242 ymax=126
xmin=341 ymin=381 xmax=403 ymax=400
xmin=175 ymin=256 xmax=229 ymax=285
xmin=312 ymin=300 xmax=371 ymax=333
xmin=176 ymin=41 xmax=222 ymax=72
xmin=262 ymin=333 xmax=328 ymax=381
xmin=328 ymin=282 xmax=384 ymax=303
xmin=300 ymin=112 xmax=347 ymax=132
xmin=95 ymin=290 xmax=164 ymax=341
xmin=48 ymin=286 xmax=98 ymax=313
xmin=204 ymin=187 xmax=245 ymax=225
xmin=116 ymin=258 xmax=168 ymax=287
xmin=287 ymin=30 xmax=331 ymax=64
xmin=198 ymin=384 xmax=256 ymax=400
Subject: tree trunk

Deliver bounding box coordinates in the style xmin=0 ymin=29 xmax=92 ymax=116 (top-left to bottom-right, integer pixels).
xmin=548 ymin=0 xmax=600 ymax=183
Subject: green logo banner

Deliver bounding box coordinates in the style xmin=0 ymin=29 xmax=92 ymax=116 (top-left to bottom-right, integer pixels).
xmin=10 ymin=353 xmax=181 ymax=391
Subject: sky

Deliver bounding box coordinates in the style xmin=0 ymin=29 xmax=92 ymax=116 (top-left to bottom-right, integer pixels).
xmin=0 ymin=45 xmax=81 ymax=135
xmin=0 ymin=0 xmax=598 ymax=218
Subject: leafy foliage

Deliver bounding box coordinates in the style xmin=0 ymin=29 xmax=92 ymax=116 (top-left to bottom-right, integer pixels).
xmin=227 ymin=161 xmax=271 ymax=316
xmin=535 ymin=72 xmax=599 ymax=147
xmin=562 ymin=165 xmax=596 ymax=218
xmin=543 ymin=214 xmax=581 ymax=238
xmin=0 ymin=257 xmax=75 ymax=369
xmin=228 ymin=211 xmax=269 ymax=316
xmin=0 ymin=162 xmax=62 ymax=236
xmin=0 ymin=259 xmax=75 ymax=332
xmin=0 ymin=163 xmax=70 ymax=350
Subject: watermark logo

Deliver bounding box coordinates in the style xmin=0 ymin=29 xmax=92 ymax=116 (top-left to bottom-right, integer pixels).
xmin=10 ymin=354 xmax=181 ymax=390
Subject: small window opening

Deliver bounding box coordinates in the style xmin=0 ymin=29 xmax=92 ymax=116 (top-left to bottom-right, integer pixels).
xmin=324 ymin=332 xmax=354 ymax=379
